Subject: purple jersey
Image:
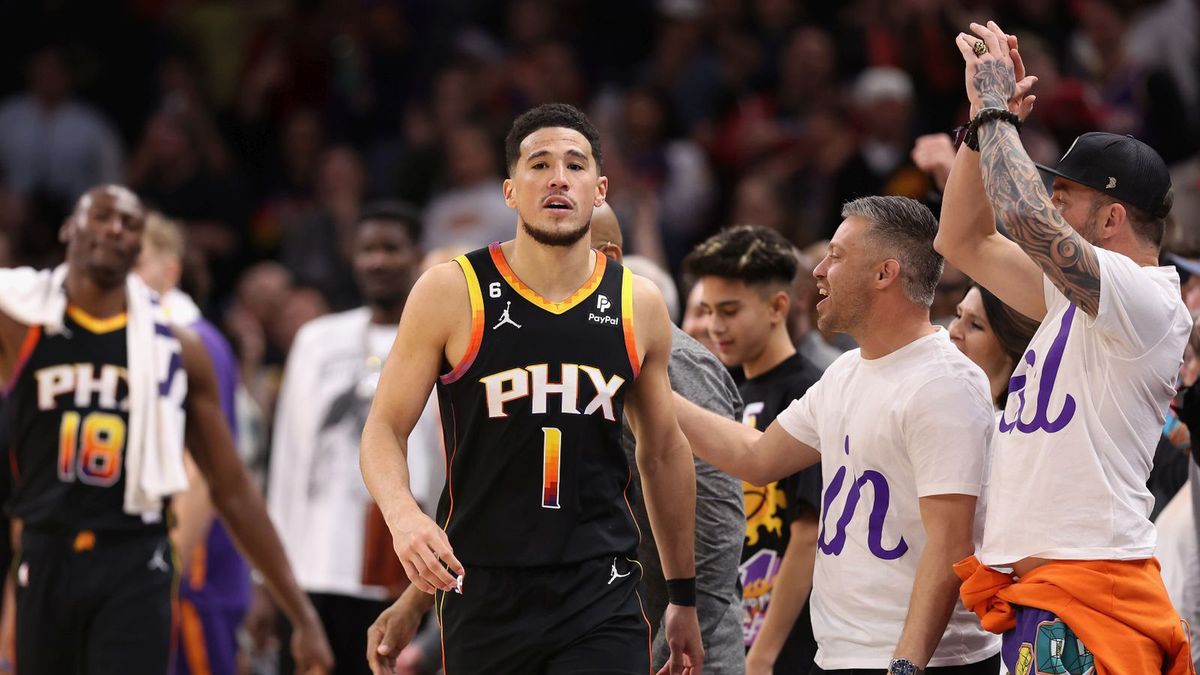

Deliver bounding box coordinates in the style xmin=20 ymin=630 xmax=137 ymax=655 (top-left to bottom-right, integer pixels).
xmin=172 ymin=319 xmax=250 ymax=675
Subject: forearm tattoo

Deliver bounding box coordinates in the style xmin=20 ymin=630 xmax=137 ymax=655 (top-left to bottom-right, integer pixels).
xmin=972 ymin=61 xmax=1015 ymax=110
xmin=976 ymin=65 xmax=1101 ymax=316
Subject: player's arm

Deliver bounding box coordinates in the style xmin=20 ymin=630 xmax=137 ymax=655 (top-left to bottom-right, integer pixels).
xmin=624 ymin=276 xmax=704 ymax=674
xmin=626 ymin=277 xmax=696 ymax=582
xmin=673 ymin=397 xmax=819 ymax=487
xmin=891 ymin=493 xmax=977 ymax=669
xmin=176 ymin=326 xmax=333 ymax=673
xmin=169 ymin=454 xmax=214 ymax=573
xmin=360 ymin=263 xmax=464 ymax=595
xmin=366 ymin=584 xmax=435 ymax=675
xmin=0 ymin=310 xmax=30 ymax=384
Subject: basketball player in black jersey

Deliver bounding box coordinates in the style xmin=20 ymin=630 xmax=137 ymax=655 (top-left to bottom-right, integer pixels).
xmin=360 ymin=104 xmax=704 ymax=674
xmin=0 ymin=185 xmax=333 ymax=674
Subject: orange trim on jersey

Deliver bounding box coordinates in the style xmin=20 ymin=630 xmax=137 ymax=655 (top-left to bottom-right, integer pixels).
xmin=66 ymin=305 xmax=127 ymax=333
xmin=440 ymin=401 xmax=458 ymax=534
xmin=437 ymin=589 xmax=450 ymax=675
xmin=179 ymin=599 xmax=213 ymax=675
xmin=489 ymin=242 xmax=607 ymax=315
xmin=4 ymin=325 xmax=41 ymax=396
xmin=188 ymin=540 xmax=208 ymax=589
xmin=621 ymin=266 xmax=640 ymax=378
xmin=440 ymin=255 xmax=485 ymax=385
xmin=636 ymin=589 xmax=654 ymax=674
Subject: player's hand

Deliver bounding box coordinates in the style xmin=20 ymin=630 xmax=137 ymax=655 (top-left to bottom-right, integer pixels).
xmin=657 ymin=604 xmax=704 ymax=675
xmin=291 ymin=615 xmax=335 ymax=674
xmin=367 ymin=594 xmax=425 ymax=675
xmin=390 ymin=508 xmax=463 ymax=593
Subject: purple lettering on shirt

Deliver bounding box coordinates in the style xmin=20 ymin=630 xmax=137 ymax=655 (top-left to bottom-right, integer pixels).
xmin=999 ymin=305 xmax=1077 ymax=435
xmin=817 ymin=436 xmax=908 ymax=560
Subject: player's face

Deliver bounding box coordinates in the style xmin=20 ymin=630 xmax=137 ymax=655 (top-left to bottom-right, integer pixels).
xmin=948 ymin=287 xmax=1012 ymax=386
xmin=353 ymin=219 xmax=419 ymax=307
xmin=504 ymin=127 xmax=608 ymax=247
xmin=813 ymin=216 xmax=873 ymax=335
xmin=699 ymin=276 xmax=780 ymax=368
xmin=65 ymin=186 xmax=146 ymax=289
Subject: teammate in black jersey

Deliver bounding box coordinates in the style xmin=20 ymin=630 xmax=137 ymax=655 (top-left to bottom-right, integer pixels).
xmin=361 ymin=104 xmax=703 ymax=674
xmin=684 ymin=225 xmax=823 ymax=675
xmin=0 ymin=185 xmax=332 ymax=674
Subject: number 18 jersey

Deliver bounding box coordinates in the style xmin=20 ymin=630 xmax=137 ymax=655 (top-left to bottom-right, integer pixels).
xmin=435 ymin=243 xmax=640 ymax=567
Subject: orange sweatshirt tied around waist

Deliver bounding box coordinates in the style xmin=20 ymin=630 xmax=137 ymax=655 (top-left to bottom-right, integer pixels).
xmin=954 ymin=556 xmax=1194 ymax=675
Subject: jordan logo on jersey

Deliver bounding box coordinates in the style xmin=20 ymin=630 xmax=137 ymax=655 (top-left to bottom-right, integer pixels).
xmin=480 ymin=363 xmax=625 ymax=421
xmin=493 ymin=301 xmax=522 ymax=330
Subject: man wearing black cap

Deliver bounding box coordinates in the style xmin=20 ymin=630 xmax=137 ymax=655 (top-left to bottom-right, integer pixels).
xmin=934 ymin=19 xmax=1194 ymax=673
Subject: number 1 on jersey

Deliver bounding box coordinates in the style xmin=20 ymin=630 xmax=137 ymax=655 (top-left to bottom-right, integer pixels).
xmin=542 ymin=427 xmax=561 ymax=509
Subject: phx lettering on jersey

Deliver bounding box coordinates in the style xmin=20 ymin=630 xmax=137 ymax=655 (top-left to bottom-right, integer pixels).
xmin=818 ymin=436 xmax=908 ymax=561
xmin=480 ymin=364 xmax=625 ymax=421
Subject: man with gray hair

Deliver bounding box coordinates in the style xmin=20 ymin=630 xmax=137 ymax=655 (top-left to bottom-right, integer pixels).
xmin=673 ymin=196 xmax=1002 ymax=674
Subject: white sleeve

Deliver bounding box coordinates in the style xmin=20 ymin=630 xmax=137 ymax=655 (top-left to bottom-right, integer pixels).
xmin=267 ymin=324 xmax=319 ymax=556
xmin=775 ymin=374 xmax=824 ymax=451
xmin=1087 ymin=248 xmax=1181 ymax=357
xmin=903 ymin=375 xmax=993 ymax=498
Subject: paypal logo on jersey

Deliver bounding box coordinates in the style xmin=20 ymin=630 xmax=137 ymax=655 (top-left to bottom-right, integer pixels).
xmin=589 ymin=294 xmax=619 ymax=326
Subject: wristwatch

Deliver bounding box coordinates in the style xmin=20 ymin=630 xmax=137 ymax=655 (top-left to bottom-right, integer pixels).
xmin=888 ymin=658 xmax=924 ymax=675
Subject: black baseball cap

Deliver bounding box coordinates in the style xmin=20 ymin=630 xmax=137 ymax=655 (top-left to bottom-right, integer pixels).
xmin=1036 ymin=132 xmax=1173 ymax=219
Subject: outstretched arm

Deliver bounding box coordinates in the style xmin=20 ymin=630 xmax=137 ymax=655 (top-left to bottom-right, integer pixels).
xmin=673 ymin=395 xmax=820 ymax=487
xmin=178 ymin=327 xmax=333 ymax=673
xmin=959 ymin=21 xmax=1102 ymax=316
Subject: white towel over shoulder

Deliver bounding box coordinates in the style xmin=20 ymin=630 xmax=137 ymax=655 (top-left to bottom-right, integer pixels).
xmin=0 ymin=265 xmax=189 ymax=517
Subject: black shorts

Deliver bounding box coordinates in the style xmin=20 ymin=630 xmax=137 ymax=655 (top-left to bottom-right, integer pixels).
xmin=16 ymin=527 xmax=175 ymax=675
xmin=437 ymin=555 xmax=652 ymax=675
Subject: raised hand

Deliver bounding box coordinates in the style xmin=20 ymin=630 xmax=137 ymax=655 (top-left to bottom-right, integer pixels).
xmin=956 ymin=21 xmax=1036 ymax=120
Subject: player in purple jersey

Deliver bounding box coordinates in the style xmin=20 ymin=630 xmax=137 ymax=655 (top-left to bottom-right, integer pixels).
xmin=137 ymin=212 xmax=252 ymax=675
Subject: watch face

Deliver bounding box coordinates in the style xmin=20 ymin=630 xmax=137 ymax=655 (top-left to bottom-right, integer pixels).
xmin=889 ymin=659 xmax=917 ymax=675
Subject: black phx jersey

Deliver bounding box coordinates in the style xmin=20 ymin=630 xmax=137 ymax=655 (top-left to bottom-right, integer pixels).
xmin=436 ymin=243 xmax=641 ymax=567
xmin=5 ymin=310 xmax=159 ymax=533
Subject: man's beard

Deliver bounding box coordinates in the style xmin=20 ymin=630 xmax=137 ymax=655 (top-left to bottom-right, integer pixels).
xmin=521 ymin=217 xmax=591 ymax=247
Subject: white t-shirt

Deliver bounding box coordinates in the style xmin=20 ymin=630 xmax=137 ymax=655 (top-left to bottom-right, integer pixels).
xmin=268 ymin=308 xmax=446 ymax=599
xmin=777 ymin=329 xmax=1000 ymax=669
xmin=979 ymin=248 xmax=1191 ymax=565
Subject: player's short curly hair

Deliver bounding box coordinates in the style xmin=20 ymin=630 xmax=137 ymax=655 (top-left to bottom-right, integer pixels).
xmin=683 ymin=224 xmax=799 ymax=288
xmin=504 ymin=103 xmax=603 ymax=176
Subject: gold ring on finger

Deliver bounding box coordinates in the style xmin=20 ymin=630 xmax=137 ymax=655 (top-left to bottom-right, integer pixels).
xmin=973 ymin=40 xmax=988 ymax=56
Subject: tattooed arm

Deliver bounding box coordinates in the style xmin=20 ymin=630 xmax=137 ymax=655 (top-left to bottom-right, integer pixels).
xmin=935 ymin=28 xmax=1046 ymax=320
xmin=959 ymin=21 xmax=1102 ymax=317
